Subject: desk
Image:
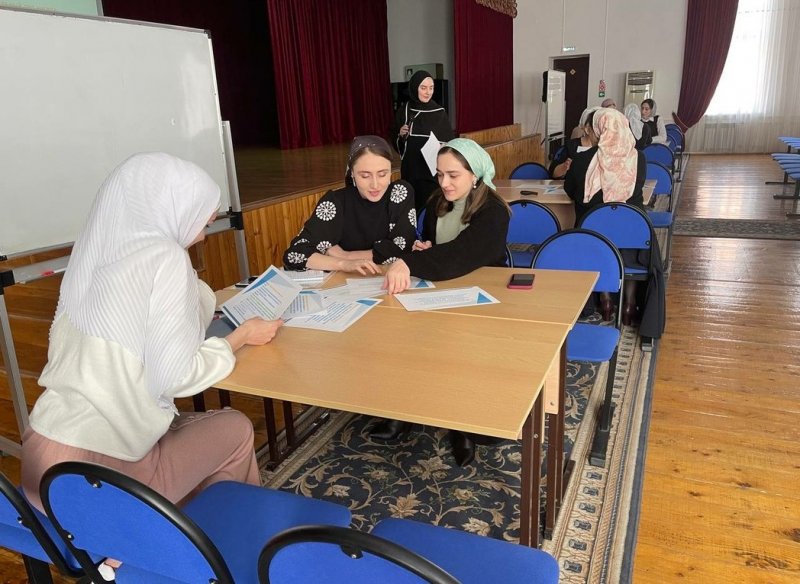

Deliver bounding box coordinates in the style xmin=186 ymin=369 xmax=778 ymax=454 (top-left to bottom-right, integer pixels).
xmin=215 ymin=267 xmax=596 ymax=546
xmin=494 ymin=179 xmax=656 ymax=229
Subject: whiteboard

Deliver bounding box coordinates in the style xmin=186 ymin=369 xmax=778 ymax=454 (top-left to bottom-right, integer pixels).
xmin=545 ymin=70 xmax=566 ymax=138
xmin=0 ymin=8 xmax=230 ymax=258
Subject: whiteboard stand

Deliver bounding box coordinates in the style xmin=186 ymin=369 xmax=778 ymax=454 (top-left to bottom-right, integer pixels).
xmin=223 ymin=121 xmax=250 ymax=281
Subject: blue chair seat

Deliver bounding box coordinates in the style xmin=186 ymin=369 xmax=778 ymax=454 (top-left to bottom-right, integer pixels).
xmin=371 ymin=518 xmax=560 ymax=584
xmin=567 ymin=323 xmax=620 ymax=362
xmin=624 ymin=266 xmax=648 ymax=277
xmin=647 ymin=210 xmax=673 ymax=228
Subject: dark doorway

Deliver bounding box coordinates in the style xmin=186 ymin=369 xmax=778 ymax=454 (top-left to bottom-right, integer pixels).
xmin=552 ymin=55 xmax=590 ymax=138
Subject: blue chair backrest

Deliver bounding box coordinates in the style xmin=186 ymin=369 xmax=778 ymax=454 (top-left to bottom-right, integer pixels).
xmin=645 ymin=162 xmax=673 ymax=196
xmin=643 ymin=144 xmax=674 ymax=169
xmin=552 ymin=145 xmax=567 ymax=162
xmin=259 ymin=525 xmax=459 ymax=584
xmin=507 ymin=200 xmax=561 ymax=245
xmin=532 ymin=229 xmax=623 ymax=294
xmin=42 ymin=461 xmax=234 ymax=584
xmin=578 ymin=203 xmax=653 ymax=252
xmin=416 ymin=207 xmax=426 ymax=240
xmin=0 ymin=471 xmax=85 ymax=578
xmin=510 ymin=162 xmax=550 ymax=180
xmin=666 ymin=127 xmax=683 ymax=149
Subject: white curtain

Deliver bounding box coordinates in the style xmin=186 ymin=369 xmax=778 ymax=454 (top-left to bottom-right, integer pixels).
xmin=687 ymin=0 xmax=800 ymax=153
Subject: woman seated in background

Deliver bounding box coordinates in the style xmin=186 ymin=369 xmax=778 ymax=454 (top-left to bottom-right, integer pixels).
xmin=549 ymin=106 xmax=600 ymax=179
xmin=391 ymin=70 xmax=455 ymax=212
xmin=564 ymin=108 xmax=646 ymax=223
xmin=564 ymin=109 xmax=664 ymax=332
xmin=625 ymin=103 xmax=652 ymax=150
xmin=375 ymin=138 xmax=511 ymax=466
xmin=283 ymin=136 xmax=417 ymax=274
xmin=640 ymin=98 xmax=668 ymax=144
xmin=22 ymin=153 xmax=281 ymax=521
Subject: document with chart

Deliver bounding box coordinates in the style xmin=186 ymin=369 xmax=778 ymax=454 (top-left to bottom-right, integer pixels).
xmin=393 ymin=286 xmax=499 ymax=312
xmin=220 ymin=266 xmax=301 ymax=325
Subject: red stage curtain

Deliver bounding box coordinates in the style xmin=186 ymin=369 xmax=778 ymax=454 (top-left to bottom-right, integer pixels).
xmin=267 ymin=0 xmax=393 ymax=149
xmin=672 ymin=0 xmax=739 ymax=132
xmin=454 ymin=0 xmax=514 ymax=134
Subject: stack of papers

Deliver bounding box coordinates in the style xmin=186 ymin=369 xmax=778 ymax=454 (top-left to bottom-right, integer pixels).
xmin=281 ymin=269 xmax=334 ymax=288
xmin=393 ymin=286 xmax=499 ymax=312
xmin=219 ymin=266 xmax=384 ymax=333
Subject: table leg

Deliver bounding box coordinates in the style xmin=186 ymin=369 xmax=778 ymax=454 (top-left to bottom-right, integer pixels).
xmin=520 ymin=392 xmax=543 ymax=548
xmin=544 ymin=344 xmax=567 ymax=538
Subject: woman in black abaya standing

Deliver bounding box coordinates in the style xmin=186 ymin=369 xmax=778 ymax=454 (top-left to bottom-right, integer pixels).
xmin=391 ymin=70 xmax=454 ymax=212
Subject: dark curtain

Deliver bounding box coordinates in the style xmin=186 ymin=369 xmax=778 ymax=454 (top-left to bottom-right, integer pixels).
xmin=267 ymin=0 xmax=393 ymax=149
xmin=454 ymin=0 xmax=514 ymax=134
xmin=103 ymin=0 xmax=278 ymax=146
xmin=672 ymin=0 xmax=739 ymax=132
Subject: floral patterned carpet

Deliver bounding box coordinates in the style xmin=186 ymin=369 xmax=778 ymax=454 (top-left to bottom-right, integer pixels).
xmin=260 ymin=325 xmax=653 ymax=583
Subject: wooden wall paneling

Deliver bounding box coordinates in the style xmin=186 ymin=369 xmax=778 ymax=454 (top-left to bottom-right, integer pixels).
xmin=459 ymin=123 xmax=522 ymax=145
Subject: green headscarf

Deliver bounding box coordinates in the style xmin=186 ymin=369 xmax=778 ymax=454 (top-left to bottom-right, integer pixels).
xmin=442 ymin=138 xmax=496 ymax=189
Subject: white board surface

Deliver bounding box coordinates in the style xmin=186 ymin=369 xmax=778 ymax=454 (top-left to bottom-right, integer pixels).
xmin=0 ymin=8 xmax=230 ymax=258
xmin=545 ymin=70 xmax=566 ymax=138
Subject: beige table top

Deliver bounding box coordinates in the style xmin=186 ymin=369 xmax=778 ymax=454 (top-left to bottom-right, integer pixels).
xmin=215 ymin=307 xmax=569 ymax=440
xmin=328 ymin=267 xmax=598 ymax=327
xmin=493 ymin=178 xmax=655 ymax=206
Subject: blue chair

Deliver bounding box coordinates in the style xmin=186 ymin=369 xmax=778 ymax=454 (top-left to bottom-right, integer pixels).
xmin=41 ymin=462 xmax=352 ymax=584
xmin=644 ymin=162 xmax=675 ymax=263
xmin=533 ymin=229 xmax=624 ymax=466
xmin=259 ymin=520 xmax=560 ymax=584
xmin=578 ymin=203 xmax=654 ymax=282
xmin=643 ymin=143 xmax=675 ymax=174
xmin=416 ymin=207 xmax=427 ymax=240
xmin=507 ymin=200 xmax=561 ymax=268
xmin=509 ymin=162 xmax=550 ymax=180
xmin=0 ymin=471 xmax=87 ymax=583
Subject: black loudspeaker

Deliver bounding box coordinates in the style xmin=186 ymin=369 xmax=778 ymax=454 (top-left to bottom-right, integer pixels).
xmin=542 ymin=70 xmax=548 ymax=103
xmin=391 ymin=79 xmax=449 ymax=113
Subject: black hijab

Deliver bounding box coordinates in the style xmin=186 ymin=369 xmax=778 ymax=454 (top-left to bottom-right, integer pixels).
xmin=408 ymin=70 xmax=441 ymax=112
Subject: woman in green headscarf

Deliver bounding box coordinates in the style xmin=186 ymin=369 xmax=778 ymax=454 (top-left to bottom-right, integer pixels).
xmin=374 ymin=139 xmax=511 ymax=465
xmin=383 ymin=138 xmax=511 ymax=295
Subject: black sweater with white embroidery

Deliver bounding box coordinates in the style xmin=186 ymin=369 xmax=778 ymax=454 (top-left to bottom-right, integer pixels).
xmin=283 ymin=181 xmax=417 ymax=269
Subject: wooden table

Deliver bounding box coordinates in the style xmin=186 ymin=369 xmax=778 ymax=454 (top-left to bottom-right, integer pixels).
xmin=215 ymin=267 xmax=597 ymax=546
xmin=494 ymin=179 xmax=656 ymax=229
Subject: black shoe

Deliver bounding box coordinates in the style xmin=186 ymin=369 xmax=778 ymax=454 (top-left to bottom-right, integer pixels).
xmin=450 ymin=431 xmax=476 ymax=467
xmin=369 ymin=419 xmax=411 ymax=441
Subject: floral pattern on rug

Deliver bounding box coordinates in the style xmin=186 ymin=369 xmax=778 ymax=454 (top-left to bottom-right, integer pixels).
xmin=263 ymin=359 xmax=598 ymax=542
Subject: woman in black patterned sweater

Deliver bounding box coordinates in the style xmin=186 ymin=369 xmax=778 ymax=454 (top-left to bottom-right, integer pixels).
xmin=283 ymin=136 xmax=417 ymax=274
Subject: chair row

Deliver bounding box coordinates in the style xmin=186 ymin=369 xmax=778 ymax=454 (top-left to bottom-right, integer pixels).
xmin=1 ymin=462 xmax=560 ymax=583
xmin=770 ymin=152 xmax=800 ymax=217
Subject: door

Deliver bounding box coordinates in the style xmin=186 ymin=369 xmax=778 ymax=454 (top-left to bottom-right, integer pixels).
xmin=553 ymin=56 xmax=590 ymax=138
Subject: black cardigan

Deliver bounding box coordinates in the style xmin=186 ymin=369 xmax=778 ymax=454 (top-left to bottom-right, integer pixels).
xmin=401 ymin=195 xmax=510 ymax=281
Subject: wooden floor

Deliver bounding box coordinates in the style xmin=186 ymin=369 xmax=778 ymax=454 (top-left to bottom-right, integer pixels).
xmin=1 ymin=154 xmax=799 ymax=582
xmin=633 ymin=154 xmax=800 ymax=583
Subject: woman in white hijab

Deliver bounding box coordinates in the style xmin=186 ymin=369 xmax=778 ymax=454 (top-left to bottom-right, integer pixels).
xmin=625 ymin=103 xmax=652 ymax=150
xmin=22 ymin=153 xmax=282 ymax=514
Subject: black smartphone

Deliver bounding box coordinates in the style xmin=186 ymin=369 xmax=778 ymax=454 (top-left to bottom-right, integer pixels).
xmin=234 ymin=276 xmax=258 ymax=288
xmin=507 ymin=273 xmax=535 ymax=289
xmin=520 ymin=190 xmax=537 ymax=196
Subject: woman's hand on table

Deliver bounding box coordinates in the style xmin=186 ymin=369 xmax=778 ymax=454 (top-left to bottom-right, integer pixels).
xmin=339 ymin=258 xmax=381 ymax=275
xmin=383 ymin=259 xmax=411 ymax=294
xmin=411 ymin=240 xmax=432 ymax=251
xmin=226 ymin=318 xmax=283 ymax=351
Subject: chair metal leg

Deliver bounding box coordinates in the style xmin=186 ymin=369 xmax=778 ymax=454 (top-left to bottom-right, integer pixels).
xmin=773 ymin=180 xmax=800 ymax=200
xmin=192 ymin=392 xmax=206 ymax=412
xmin=22 ymin=555 xmax=54 ymax=584
xmin=589 ymin=348 xmax=618 ymax=467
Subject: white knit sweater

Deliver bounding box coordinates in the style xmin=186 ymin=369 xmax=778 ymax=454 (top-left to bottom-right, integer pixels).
xmin=29 ymin=281 xmax=235 ymax=461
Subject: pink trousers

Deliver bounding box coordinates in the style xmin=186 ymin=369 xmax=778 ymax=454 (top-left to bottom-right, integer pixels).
xmin=21 ymin=408 xmax=260 ymax=513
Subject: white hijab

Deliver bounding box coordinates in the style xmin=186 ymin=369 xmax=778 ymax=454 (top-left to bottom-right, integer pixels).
xmin=624 ymin=103 xmax=644 ymax=140
xmin=56 ymin=152 xmax=221 ymax=409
